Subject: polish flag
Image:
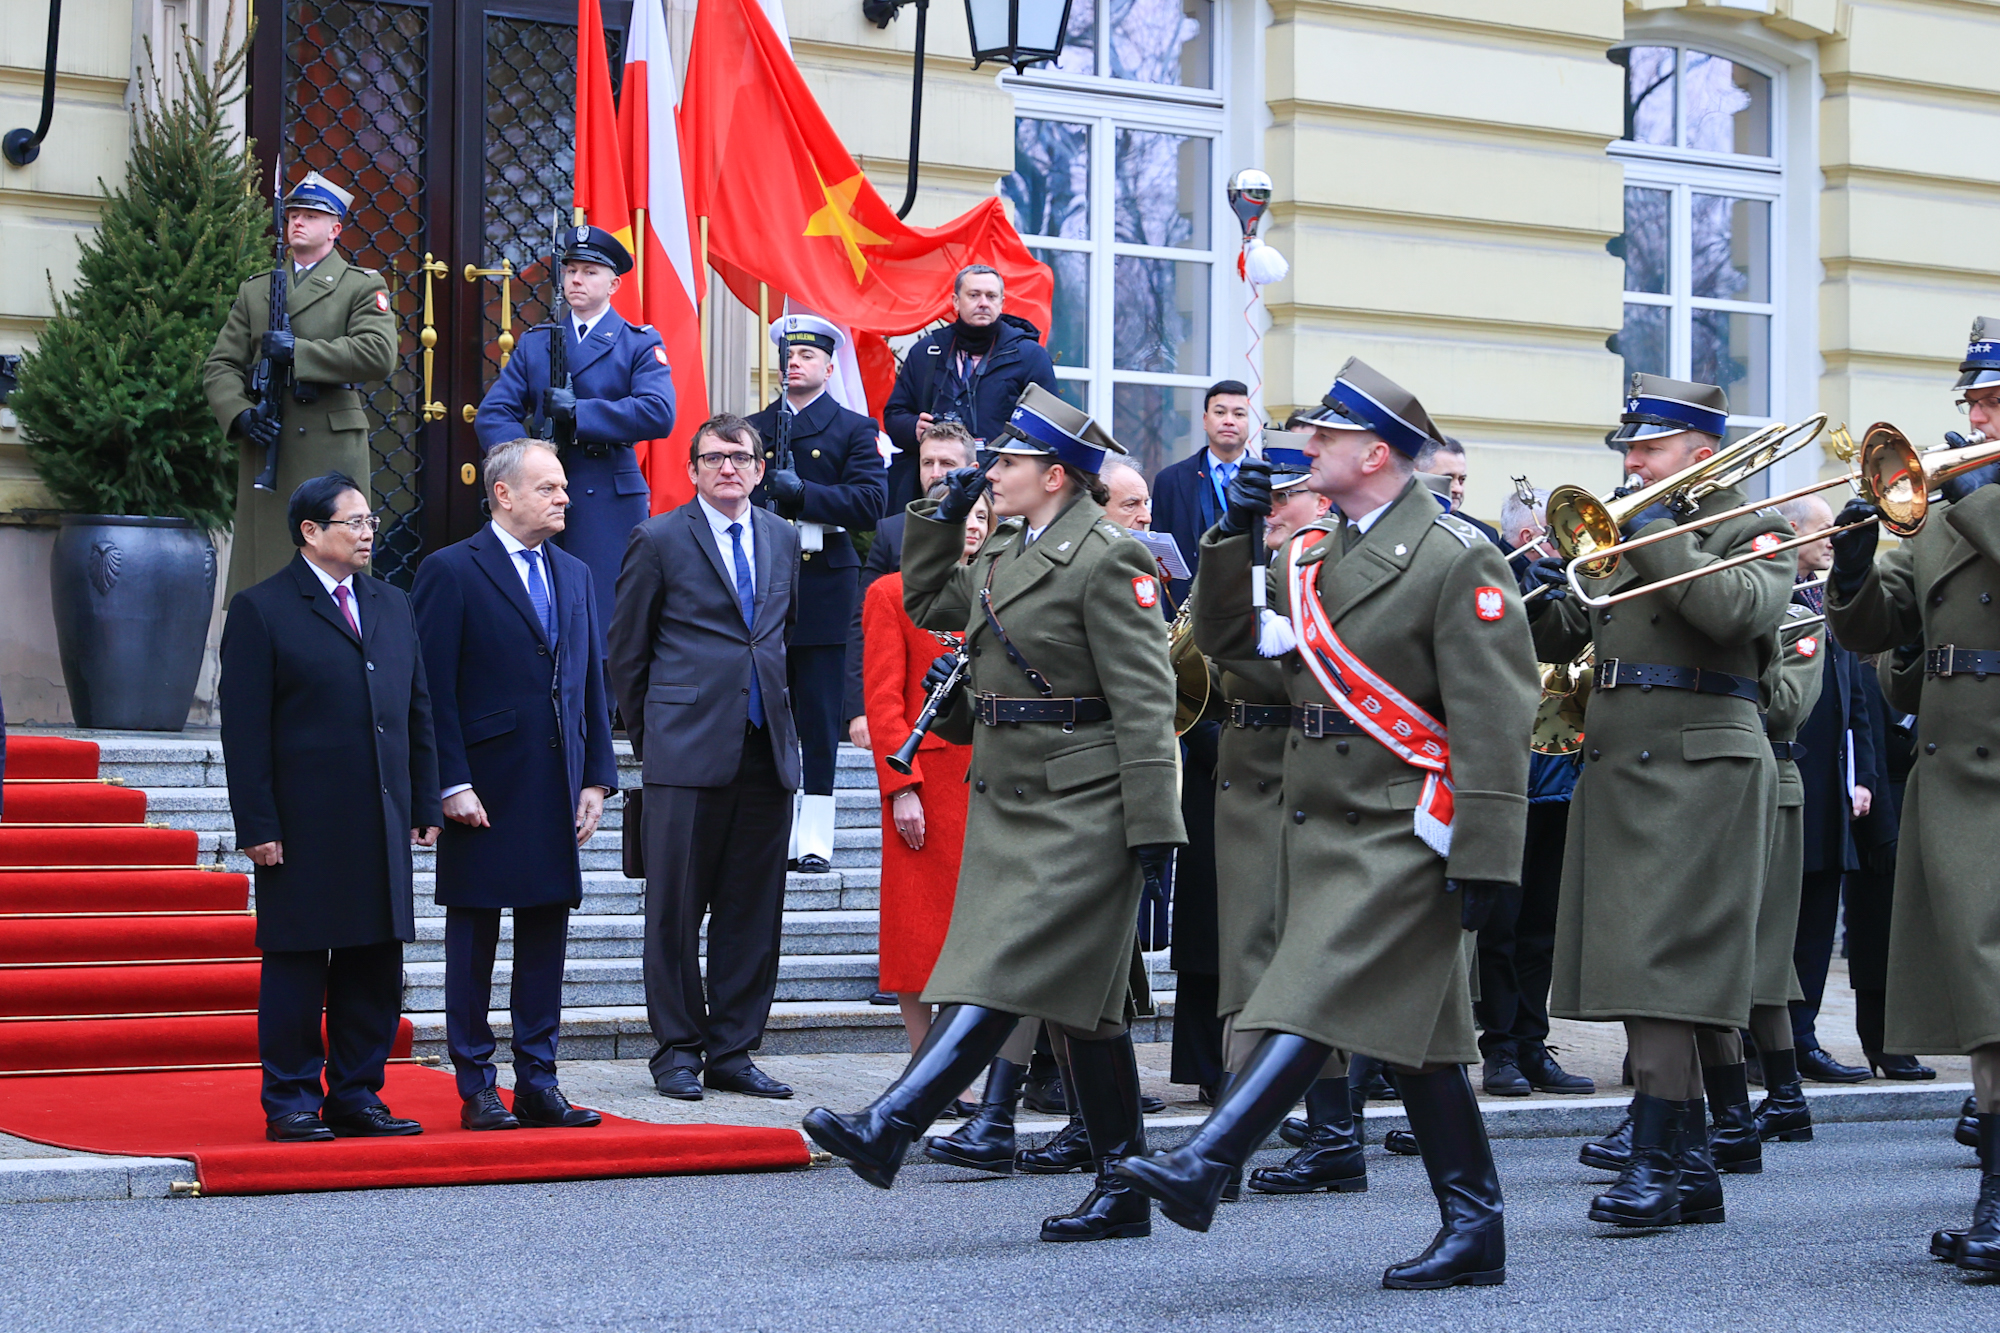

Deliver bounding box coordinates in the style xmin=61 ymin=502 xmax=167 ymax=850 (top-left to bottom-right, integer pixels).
xmin=617 ymin=0 xmax=705 ymax=512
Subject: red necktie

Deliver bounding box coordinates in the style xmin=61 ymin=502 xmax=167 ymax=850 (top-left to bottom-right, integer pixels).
xmin=333 ymin=584 xmax=359 ymax=636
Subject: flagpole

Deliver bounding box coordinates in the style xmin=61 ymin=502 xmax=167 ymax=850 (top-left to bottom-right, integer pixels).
xmin=699 ymin=216 xmax=711 ymax=383
xmin=758 ymin=281 xmax=770 ymax=405
xmin=633 ymin=206 xmax=646 ymax=294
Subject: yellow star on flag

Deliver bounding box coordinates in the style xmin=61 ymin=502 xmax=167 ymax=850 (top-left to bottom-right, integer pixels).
xmin=804 ymin=168 xmax=890 ymax=284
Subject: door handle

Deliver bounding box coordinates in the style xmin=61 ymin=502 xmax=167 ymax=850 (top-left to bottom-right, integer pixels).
xmin=416 ymin=252 xmax=448 ymax=423
xmin=464 ymin=259 xmax=517 ymax=367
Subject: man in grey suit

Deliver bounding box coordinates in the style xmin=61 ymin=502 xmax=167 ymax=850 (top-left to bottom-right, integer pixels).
xmin=610 ymin=414 xmax=801 ymax=1102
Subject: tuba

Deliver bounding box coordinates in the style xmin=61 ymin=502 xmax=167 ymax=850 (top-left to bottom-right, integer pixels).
xmin=1168 ymin=593 xmax=1216 ymax=735
xmin=1532 ymin=646 xmax=1594 ymax=756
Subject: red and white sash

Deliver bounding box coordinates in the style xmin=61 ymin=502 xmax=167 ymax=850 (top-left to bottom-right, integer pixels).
xmin=1286 ymin=531 xmax=1455 ymax=857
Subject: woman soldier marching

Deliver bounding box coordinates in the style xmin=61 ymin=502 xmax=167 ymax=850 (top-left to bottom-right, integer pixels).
xmin=804 ymin=384 xmax=1186 ymax=1243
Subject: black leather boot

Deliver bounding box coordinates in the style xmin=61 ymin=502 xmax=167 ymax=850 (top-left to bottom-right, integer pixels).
xmin=1699 ymin=1062 xmax=1762 ymax=1174
xmin=1017 ymin=1048 xmax=1091 ymax=1173
xmin=925 ymin=1057 xmax=1024 ymax=1173
xmin=1250 ymin=1076 xmax=1367 ymax=1194
xmin=1751 ymin=1047 xmax=1813 ymax=1143
xmin=1041 ymin=1033 xmax=1151 ymax=1242
xmin=804 ymin=1004 xmax=1019 ymax=1189
xmin=1675 ymin=1097 xmax=1726 ymax=1224
xmin=1588 ymin=1093 xmax=1683 ymax=1227
xmin=1934 ymin=1116 xmax=1992 ymax=1260
xmin=1958 ymin=1095 xmax=1981 ymax=1150
xmin=1578 ymin=1104 xmax=1633 ymax=1172
xmin=1382 ymin=1065 xmax=1505 ymax=1289
xmin=1116 ymin=1032 xmax=1331 ymax=1233
xmin=1956 ymin=1115 xmax=2000 ymax=1274
xmin=1281 ymin=1065 xmax=1359 ymax=1148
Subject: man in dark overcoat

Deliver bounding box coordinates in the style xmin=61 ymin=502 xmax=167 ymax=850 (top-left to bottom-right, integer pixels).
xmin=219 ymin=472 xmax=441 ymax=1141
xmin=413 ymin=438 xmax=617 ymax=1131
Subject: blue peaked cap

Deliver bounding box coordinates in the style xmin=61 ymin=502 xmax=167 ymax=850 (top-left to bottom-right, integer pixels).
xmin=996 ymin=383 xmax=1125 ymax=475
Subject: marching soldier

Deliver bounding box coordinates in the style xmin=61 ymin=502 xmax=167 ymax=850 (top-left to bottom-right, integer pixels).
xmin=748 ymin=316 xmax=889 ymax=873
xmin=1826 ymin=317 xmax=2000 ymax=1274
xmin=1523 ymin=373 xmax=1790 ymax=1231
xmin=804 ymin=384 xmax=1185 ymax=1244
xmin=204 ymin=171 xmax=396 ymax=598
xmin=474 ymin=225 xmax=676 ymax=631
xmin=1124 ymin=359 xmax=1537 ymax=1291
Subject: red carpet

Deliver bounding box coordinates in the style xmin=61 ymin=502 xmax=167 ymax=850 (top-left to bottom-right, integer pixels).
xmin=0 ymin=733 xmax=810 ymax=1192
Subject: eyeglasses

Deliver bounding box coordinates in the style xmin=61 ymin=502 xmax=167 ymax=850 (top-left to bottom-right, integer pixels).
xmin=1956 ymin=394 xmax=2000 ymax=416
xmin=696 ymin=451 xmax=760 ymax=471
xmin=315 ymin=514 xmax=382 ymax=533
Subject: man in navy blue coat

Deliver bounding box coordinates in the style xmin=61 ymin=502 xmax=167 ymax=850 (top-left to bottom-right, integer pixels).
xmin=748 ymin=315 xmax=887 ymax=873
xmin=1148 ymin=380 xmax=1256 ymax=614
xmin=474 ymin=226 xmax=676 ymax=631
xmin=413 ymin=438 xmax=618 ymax=1130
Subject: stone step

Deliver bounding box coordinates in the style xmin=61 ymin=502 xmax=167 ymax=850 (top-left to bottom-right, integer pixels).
xmin=404 ymin=910 xmax=881 ymax=961
xmin=407 ymin=871 xmax=881 ymax=918
xmin=137 ymin=785 xmax=884 ymax=834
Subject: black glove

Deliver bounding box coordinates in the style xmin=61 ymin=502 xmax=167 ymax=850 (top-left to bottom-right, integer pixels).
xmin=1829 ymin=497 xmax=1880 ymax=598
xmin=1521 ymin=555 xmax=1569 ymax=607
xmin=1619 ymin=501 xmax=1676 ymax=537
xmin=260 ymin=329 xmax=295 ymax=365
xmin=1941 ymin=460 xmax=2000 ymax=505
xmin=235 ymin=409 xmax=281 ymax=454
xmin=546 ymin=387 xmax=577 ymax=428
xmin=1892 ymin=639 xmax=1924 ymax=673
xmin=1135 ymin=843 xmax=1176 ymax=899
xmin=921 ymin=652 xmax=964 ymax=718
xmin=768 ymin=468 xmax=807 ymax=520
xmin=1214 ymin=457 xmax=1274 ymax=537
xmin=1445 ymin=878 xmax=1509 ymax=933
xmin=936 ymin=465 xmax=990 ymax=524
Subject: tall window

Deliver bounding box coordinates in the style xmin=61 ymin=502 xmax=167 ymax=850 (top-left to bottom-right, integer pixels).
xmin=1609 ymin=44 xmax=1780 ymax=434
xmin=1002 ymin=1 xmax=1224 ymax=478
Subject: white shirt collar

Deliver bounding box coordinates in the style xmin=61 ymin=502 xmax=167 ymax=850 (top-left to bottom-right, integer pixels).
xmin=1350 ymin=498 xmax=1396 ymax=535
xmin=697 ymin=495 xmax=755 ymax=536
xmin=1206 ymin=448 xmax=1242 ymax=475
xmin=302 ymin=556 xmax=353 ymax=597
xmin=489 ymin=521 xmax=543 ymax=558
xmin=573 ymin=307 xmax=610 ymax=342
xmin=783 ymin=389 xmax=826 ymax=416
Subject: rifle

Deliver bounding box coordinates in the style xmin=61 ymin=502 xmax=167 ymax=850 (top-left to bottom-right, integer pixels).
xmin=542 ymin=207 xmax=575 ymax=452
xmin=248 ymin=163 xmax=292 ymax=492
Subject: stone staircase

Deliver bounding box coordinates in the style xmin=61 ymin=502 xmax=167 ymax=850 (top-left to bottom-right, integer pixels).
xmin=76 ymin=732 xmax=1176 ymax=1060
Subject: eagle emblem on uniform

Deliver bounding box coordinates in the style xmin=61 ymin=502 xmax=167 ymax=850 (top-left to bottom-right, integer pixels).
xmin=1474 ymin=586 xmax=1505 ymax=621
xmin=653 ymin=346 xmax=669 ymax=365
xmin=375 ymin=291 xmax=390 ymax=312
xmin=1797 ymin=635 xmax=1820 ymax=658
xmin=1132 ymin=576 xmax=1159 ymax=609
xmin=1752 ymin=532 xmax=1783 ymax=555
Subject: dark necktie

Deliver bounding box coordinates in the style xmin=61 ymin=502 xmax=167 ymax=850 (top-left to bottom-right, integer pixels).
xmin=728 ymin=521 xmax=766 ymax=728
xmin=1343 ymin=521 xmax=1363 ymax=553
xmin=520 ymin=548 xmax=557 ymax=645
xmin=332 ymin=583 xmax=359 ymax=637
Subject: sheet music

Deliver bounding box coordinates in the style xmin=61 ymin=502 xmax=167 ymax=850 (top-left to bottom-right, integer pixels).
xmin=1132 ymin=530 xmax=1192 ymax=580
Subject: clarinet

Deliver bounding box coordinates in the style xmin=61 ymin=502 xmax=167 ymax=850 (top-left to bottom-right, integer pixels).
xmin=886 ymin=648 xmax=967 ymax=776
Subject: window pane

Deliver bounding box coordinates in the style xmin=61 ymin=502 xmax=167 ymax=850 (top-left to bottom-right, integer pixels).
xmin=1115 ymin=130 xmax=1210 ymax=250
xmin=1620 ymin=187 xmax=1671 ymax=295
xmin=1114 ymin=257 xmax=1209 ymax=373
xmin=1005 ymin=118 xmax=1090 ymax=240
xmin=1692 ymin=310 xmax=1769 ymax=416
xmin=1052 ymin=377 xmax=1091 ymax=412
xmin=1684 ymin=51 xmax=1771 ymax=156
xmin=1691 ymin=195 xmax=1770 ymax=302
xmin=1611 ymin=46 xmax=1675 ymax=146
xmin=1614 ymin=303 xmax=1669 ymax=384
xmin=1031 ymin=246 xmax=1091 ymax=368
xmin=1109 ymin=0 xmax=1211 ymax=89
xmin=1053 ymin=0 xmax=1096 ymax=76
xmin=1113 ymin=382 xmax=1200 ymax=480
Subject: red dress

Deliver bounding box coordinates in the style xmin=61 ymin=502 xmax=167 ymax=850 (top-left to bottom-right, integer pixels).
xmin=863 ymin=573 xmax=971 ymax=993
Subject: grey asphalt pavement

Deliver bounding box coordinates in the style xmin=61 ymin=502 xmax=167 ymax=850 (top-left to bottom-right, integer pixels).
xmin=2 ymin=1120 xmax=1990 ymax=1332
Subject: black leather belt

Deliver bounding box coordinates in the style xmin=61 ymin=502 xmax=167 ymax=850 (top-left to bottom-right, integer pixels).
xmin=973 ymin=694 xmax=1110 ymax=726
xmin=1594 ymin=659 xmax=1760 ymax=703
xmin=1770 ymin=740 xmax=1807 ymax=761
xmin=1228 ymin=700 xmax=1292 ymax=729
xmin=1925 ymin=646 xmax=2000 ymax=679
xmin=1292 ymin=704 xmax=1364 ymax=738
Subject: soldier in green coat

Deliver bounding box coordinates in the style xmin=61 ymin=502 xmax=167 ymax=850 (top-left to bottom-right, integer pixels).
xmin=1825 ymin=317 xmax=2000 ymax=1274
xmin=203 ymin=172 xmax=397 ymax=599
xmin=1120 ymin=360 xmax=1537 ymax=1291
xmin=1523 ymin=374 xmax=1790 ymax=1232
xmin=804 ymin=385 xmax=1185 ymax=1244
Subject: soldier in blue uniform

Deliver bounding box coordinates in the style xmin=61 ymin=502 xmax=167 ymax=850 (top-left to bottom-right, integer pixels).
xmin=474 ymin=226 xmax=676 ymax=631
xmin=747 ymin=315 xmax=889 ymax=872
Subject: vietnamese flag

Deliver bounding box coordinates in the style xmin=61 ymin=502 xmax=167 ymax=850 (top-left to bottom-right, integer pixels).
xmin=573 ymin=0 xmax=641 ymax=326
xmin=617 ymin=0 xmax=705 ymax=512
xmin=681 ymin=0 xmax=1052 ymax=343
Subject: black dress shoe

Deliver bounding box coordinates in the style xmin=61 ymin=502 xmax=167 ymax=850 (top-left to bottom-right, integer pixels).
xmin=1481 ymin=1055 xmax=1531 ymax=1098
xmin=868 ymin=991 xmax=897 ymax=1006
xmin=1796 ymin=1046 xmax=1870 ymax=1084
xmin=656 ymin=1067 xmax=703 ymax=1101
xmin=514 ymin=1086 xmax=603 ymax=1128
xmin=1519 ymin=1043 xmax=1595 ymax=1094
xmin=461 ymin=1087 xmax=520 ymax=1131
xmin=1383 ymin=1128 xmax=1421 ymax=1156
xmin=707 ymin=1062 xmax=794 ymax=1099
xmin=1140 ymin=1094 xmax=1166 ymax=1114
xmin=797 ymin=854 xmax=832 ymax=875
xmin=325 ymin=1104 xmax=423 ymax=1137
xmin=1022 ymin=1073 xmax=1067 ymax=1115
xmin=265 ymin=1111 xmax=335 ymax=1143
xmin=1867 ymin=1053 xmax=1936 ymax=1081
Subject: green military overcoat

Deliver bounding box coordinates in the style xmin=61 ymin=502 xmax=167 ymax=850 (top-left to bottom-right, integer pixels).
xmin=1210 ymin=655 xmax=1292 ymax=1019
xmin=1194 ymin=480 xmax=1537 ymax=1069
xmin=1533 ymin=484 xmax=1790 ymax=1029
xmin=1827 ymin=484 xmax=2000 ymax=1055
xmin=902 ymin=494 xmax=1186 ymax=1033
xmin=1754 ymin=603 xmax=1825 ymax=1006
xmin=203 ymin=251 xmax=397 ymax=598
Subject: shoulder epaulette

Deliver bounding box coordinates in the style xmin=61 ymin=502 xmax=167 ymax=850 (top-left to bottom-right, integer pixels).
xmin=1432 ymin=513 xmax=1478 ymax=548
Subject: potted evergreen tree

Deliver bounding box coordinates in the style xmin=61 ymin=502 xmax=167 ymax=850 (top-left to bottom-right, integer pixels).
xmin=10 ymin=26 xmax=265 ymax=730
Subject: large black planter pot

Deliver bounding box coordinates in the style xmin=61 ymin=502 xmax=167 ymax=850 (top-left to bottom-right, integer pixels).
xmin=50 ymin=515 xmax=217 ymax=731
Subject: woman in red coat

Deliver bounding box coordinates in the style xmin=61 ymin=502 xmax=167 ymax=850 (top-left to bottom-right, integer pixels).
xmin=865 ymin=496 xmax=992 ymax=1050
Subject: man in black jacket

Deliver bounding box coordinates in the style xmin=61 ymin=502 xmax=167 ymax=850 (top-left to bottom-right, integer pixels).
xmin=882 ymin=265 xmax=1058 ymax=511
xmin=219 ymin=472 xmax=442 ymax=1142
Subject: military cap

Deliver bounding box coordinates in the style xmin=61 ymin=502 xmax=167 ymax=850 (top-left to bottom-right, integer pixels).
xmin=1259 ymin=425 xmax=1314 ymax=491
xmin=769 ymin=312 xmax=844 ymax=356
xmin=1293 ymin=357 xmax=1445 ymax=459
xmin=995 ymin=382 xmax=1126 ymax=476
xmin=1955 ymin=316 xmax=2000 ymax=394
xmin=283 ymin=171 xmax=353 ymax=219
xmin=560 ymin=224 xmax=633 ymax=275
xmin=1608 ymin=372 xmax=1728 ymax=448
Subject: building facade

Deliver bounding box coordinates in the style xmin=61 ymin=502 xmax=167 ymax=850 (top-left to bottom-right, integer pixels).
xmin=0 ymin=0 xmax=1989 ymax=720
